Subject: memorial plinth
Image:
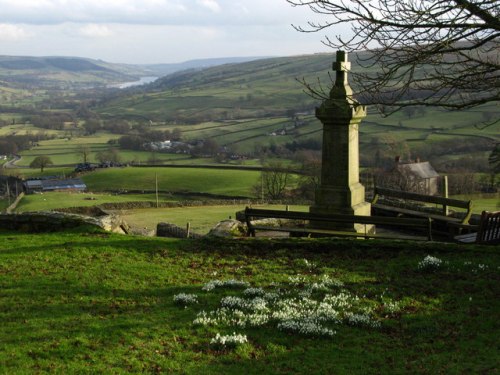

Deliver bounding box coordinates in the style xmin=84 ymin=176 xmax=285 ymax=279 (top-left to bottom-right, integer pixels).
xmin=309 ymin=51 xmax=372 ymax=232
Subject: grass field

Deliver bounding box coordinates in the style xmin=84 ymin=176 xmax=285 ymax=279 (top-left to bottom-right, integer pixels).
xmin=0 ymin=229 xmax=498 ymax=373
xmin=453 ymin=193 xmax=500 ymax=213
xmin=14 ymin=192 xmax=180 ymax=213
xmin=117 ymin=204 xmax=308 ymax=234
xmin=80 ymin=167 xmax=263 ymax=197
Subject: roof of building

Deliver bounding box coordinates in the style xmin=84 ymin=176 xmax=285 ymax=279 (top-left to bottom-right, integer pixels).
xmin=25 ymin=180 xmax=43 ymax=188
xmin=396 ymin=161 xmax=439 ymax=179
xmin=41 ymin=178 xmax=86 ymax=191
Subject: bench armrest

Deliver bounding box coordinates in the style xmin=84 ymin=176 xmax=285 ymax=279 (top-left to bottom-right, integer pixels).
xmin=447 ymin=221 xmax=479 ymax=232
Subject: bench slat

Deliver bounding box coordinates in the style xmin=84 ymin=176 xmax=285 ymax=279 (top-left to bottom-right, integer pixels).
xmin=373 ymin=204 xmax=462 ymax=223
xmin=374 ymin=187 xmax=472 ymax=209
xmin=250 ymin=225 xmax=429 ymax=241
xmin=453 ymin=211 xmax=500 ymax=244
xmin=245 ymin=208 xmax=432 ymax=241
xmin=371 ymin=187 xmax=473 ymax=226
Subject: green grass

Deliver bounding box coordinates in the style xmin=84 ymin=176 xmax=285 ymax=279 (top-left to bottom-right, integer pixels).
xmin=118 ymin=204 xmax=308 ymax=234
xmin=0 ymin=230 xmax=498 ymax=373
xmin=81 ymin=167 xmax=263 ymax=197
xmin=14 ymin=192 xmax=178 ymax=213
xmin=452 ymin=193 xmax=500 ymax=213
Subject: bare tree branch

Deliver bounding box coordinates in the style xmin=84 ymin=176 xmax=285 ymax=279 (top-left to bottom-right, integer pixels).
xmin=287 ymin=0 xmax=499 ymax=114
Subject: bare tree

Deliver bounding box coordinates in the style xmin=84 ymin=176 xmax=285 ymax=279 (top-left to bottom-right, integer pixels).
xmin=77 ymin=145 xmax=91 ymax=164
xmin=287 ymin=0 xmax=499 ymax=115
xmin=260 ymin=162 xmax=293 ymax=200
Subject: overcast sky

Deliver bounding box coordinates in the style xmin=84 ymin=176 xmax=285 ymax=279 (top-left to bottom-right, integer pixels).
xmin=0 ymin=0 xmax=336 ymax=65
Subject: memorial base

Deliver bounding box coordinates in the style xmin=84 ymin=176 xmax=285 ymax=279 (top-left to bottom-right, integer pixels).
xmin=309 ymin=184 xmax=374 ymax=234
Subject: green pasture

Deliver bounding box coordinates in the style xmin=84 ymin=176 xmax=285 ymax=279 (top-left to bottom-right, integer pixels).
xmin=0 ymin=123 xmax=63 ymax=137
xmin=14 ymin=192 xmax=179 ymax=213
xmin=119 ymin=151 xmax=191 ymax=164
xmin=81 ymin=167 xmax=263 ymax=197
xmin=3 ymin=167 xmax=74 ymax=180
xmin=0 ymin=230 xmax=498 ymax=373
xmin=118 ymin=204 xmax=308 ymax=234
xmin=452 ymin=193 xmax=500 ymax=213
xmin=16 ymin=133 xmax=120 ymax=166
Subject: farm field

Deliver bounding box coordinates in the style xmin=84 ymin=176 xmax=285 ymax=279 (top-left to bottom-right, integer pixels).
xmin=116 ymin=204 xmax=308 ymax=235
xmin=14 ymin=192 xmax=181 ymax=213
xmin=453 ymin=193 xmax=500 ymax=213
xmin=80 ymin=167 xmax=264 ymax=197
xmin=0 ymin=230 xmax=498 ymax=373
xmin=7 ymin=106 xmax=497 ymax=172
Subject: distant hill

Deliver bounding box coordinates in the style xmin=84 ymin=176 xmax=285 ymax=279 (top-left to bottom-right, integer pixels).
xmin=0 ymin=55 xmax=150 ymax=89
xmin=142 ymin=56 xmax=270 ymax=76
xmin=0 ymin=55 xmax=270 ymax=91
xmin=98 ymin=53 xmax=339 ymax=123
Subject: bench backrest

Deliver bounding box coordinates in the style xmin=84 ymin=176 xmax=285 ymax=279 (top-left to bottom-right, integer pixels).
xmin=373 ymin=186 xmax=473 ymax=222
xmin=244 ymin=207 xmax=431 ymax=228
xmin=477 ymin=211 xmax=500 ymax=244
xmin=373 ymin=187 xmax=472 ymax=208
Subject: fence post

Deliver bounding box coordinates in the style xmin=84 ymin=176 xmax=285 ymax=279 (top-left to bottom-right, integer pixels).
xmin=186 ymin=222 xmax=191 ymax=238
xmin=443 ymin=175 xmax=449 ymax=216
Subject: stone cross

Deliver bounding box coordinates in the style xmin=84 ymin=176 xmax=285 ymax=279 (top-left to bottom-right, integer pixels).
xmin=309 ymin=51 xmax=372 ymax=233
xmin=332 ymin=51 xmax=350 ymax=87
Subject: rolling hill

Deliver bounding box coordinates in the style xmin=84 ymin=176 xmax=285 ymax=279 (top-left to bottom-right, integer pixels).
xmin=95 ymin=53 xmax=499 ymax=168
xmin=0 ymin=55 xmax=148 ymax=89
xmin=0 ymin=55 xmax=268 ymax=91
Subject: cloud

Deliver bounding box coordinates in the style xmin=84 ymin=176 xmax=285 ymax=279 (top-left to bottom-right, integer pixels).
xmin=78 ymin=24 xmax=113 ymax=38
xmin=0 ymin=0 xmax=301 ymax=26
xmin=0 ymin=23 xmax=30 ymax=40
xmin=197 ymin=0 xmax=221 ymax=13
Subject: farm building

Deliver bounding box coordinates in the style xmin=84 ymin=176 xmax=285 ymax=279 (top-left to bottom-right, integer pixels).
xmin=24 ymin=178 xmax=87 ymax=194
xmin=377 ymin=158 xmax=440 ymax=195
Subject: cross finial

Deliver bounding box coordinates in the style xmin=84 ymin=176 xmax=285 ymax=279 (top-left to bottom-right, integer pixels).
xmin=332 ymin=51 xmax=350 ymax=86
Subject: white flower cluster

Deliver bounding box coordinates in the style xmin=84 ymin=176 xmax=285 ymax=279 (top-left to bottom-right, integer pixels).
xmin=289 ymin=274 xmax=344 ymax=291
xmin=300 ymin=258 xmax=319 ymax=272
xmin=210 ymin=332 xmax=248 ymax=348
xmin=173 ymin=293 xmax=198 ymax=306
xmin=462 ymin=261 xmax=491 ymax=273
xmin=202 ymin=279 xmax=250 ymax=292
xmin=382 ymin=301 xmax=402 ymax=314
xmin=190 ymin=275 xmax=382 ymax=340
xmin=221 ymin=296 xmax=269 ymax=312
xmin=345 ymin=313 xmax=381 ymax=328
xmin=278 ymin=318 xmax=335 ymax=337
xmin=193 ymin=287 xmax=379 ymax=337
xmin=418 ymin=255 xmax=443 ymax=271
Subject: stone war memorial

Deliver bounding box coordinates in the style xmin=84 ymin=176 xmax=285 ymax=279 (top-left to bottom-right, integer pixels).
xmin=309 ymin=51 xmax=372 ymax=233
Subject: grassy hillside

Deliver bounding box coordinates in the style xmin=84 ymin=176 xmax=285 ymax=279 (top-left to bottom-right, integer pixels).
xmin=0 ymin=55 xmax=147 ymax=90
xmin=96 ymin=53 xmax=499 ymax=168
xmin=2 ymin=53 xmax=498 ymax=189
xmin=1 ymin=230 xmax=498 ymax=373
xmin=97 ymin=54 xmax=331 ymax=122
xmin=80 ymin=166 xmax=262 ymax=197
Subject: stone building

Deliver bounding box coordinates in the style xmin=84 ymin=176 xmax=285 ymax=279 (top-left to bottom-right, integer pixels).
xmin=377 ymin=157 xmax=440 ymax=195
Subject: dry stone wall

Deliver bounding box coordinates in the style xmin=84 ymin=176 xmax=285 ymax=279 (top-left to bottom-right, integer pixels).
xmin=0 ymin=211 xmax=129 ymax=234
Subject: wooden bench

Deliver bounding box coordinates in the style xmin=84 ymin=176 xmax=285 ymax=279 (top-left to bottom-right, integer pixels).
xmin=371 ymin=187 xmax=473 ymax=228
xmin=451 ymin=211 xmax=500 ymax=244
xmin=244 ymin=207 xmax=433 ymax=241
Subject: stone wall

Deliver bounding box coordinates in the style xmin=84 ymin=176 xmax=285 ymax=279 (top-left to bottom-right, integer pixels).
xmin=156 ymin=222 xmax=203 ymax=239
xmin=0 ymin=211 xmax=129 ymax=234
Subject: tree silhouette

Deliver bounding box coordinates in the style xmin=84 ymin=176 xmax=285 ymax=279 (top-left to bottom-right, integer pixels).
xmin=287 ymin=0 xmax=499 ymax=116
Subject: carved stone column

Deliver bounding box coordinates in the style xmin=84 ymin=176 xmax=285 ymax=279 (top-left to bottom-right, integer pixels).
xmin=309 ymin=51 xmax=372 ymax=232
